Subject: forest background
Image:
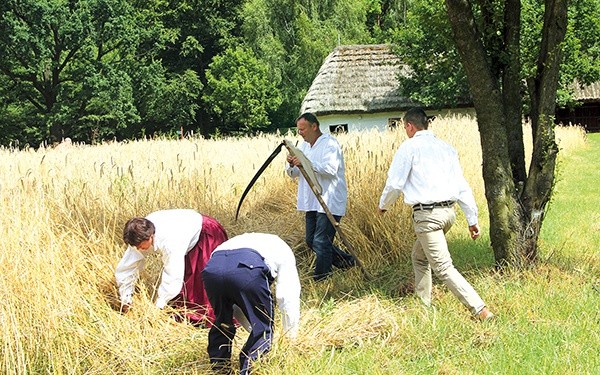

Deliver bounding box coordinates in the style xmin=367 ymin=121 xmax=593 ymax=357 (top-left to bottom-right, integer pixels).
xmin=1 ymin=0 xmax=599 ymax=147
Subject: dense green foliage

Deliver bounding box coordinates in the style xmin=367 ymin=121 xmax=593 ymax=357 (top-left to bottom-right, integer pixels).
xmin=391 ymin=0 xmax=471 ymax=107
xmin=393 ymin=0 xmax=600 ymax=110
xmin=0 ymin=0 xmax=202 ymax=145
xmin=0 ymin=0 xmax=394 ymax=146
xmin=0 ymin=0 xmax=598 ymax=146
xmin=203 ymin=46 xmax=281 ymax=134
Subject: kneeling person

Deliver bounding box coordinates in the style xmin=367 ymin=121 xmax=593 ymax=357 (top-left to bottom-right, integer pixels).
xmin=202 ymin=232 xmax=301 ymax=375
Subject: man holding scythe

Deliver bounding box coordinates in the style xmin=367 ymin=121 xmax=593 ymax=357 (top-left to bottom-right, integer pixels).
xmin=286 ymin=112 xmax=355 ymax=281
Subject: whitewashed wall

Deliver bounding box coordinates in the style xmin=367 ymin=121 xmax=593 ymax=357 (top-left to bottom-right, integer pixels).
xmin=317 ymin=108 xmax=476 ymax=133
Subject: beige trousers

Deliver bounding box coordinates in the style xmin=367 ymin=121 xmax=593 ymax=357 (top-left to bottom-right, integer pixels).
xmin=412 ymin=207 xmax=485 ymax=315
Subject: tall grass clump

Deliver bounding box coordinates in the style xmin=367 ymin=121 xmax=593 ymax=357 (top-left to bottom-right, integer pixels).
xmin=0 ymin=115 xmax=596 ymax=374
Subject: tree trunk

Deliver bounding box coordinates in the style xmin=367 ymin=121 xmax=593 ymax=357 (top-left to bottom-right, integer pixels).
xmin=502 ymin=0 xmax=527 ymax=187
xmin=445 ymin=0 xmax=568 ymax=267
xmin=445 ymin=0 xmax=522 ymax=266
xmin=520 ymin=0 xmax=567 ymax=262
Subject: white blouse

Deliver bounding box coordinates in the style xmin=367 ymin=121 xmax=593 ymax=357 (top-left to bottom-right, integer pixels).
xmin=115 ymin=209 xmax=203 ymax=308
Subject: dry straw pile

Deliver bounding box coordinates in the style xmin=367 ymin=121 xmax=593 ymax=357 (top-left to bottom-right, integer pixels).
xmin=0 ymin=115 xmax=586 ymax=373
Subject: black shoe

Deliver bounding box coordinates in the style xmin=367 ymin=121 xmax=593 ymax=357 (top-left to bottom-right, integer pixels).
xmin=313 ymin=272 xmax=333 ymax=282
xmin=334 ymin=258 xmax=355 ymax=270
xmin=211 ymin=361 xmax=233 ymax=375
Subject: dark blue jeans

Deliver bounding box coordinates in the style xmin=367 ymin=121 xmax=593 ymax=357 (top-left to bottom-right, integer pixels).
xmin=305 ymin=211 xmax=355 ymax=281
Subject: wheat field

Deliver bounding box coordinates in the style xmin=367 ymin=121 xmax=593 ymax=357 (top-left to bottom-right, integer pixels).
xmin=0 ymin=115 xmax=588 ymax=374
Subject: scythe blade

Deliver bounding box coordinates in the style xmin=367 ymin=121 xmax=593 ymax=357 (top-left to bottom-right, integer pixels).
xmin=235 ymin=141 xmax=285 ymax=220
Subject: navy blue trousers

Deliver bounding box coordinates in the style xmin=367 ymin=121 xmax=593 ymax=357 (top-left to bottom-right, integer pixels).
xmin=305 ymin=211 xmax=355 ymax=280
xmin=202 ymin=249 xmax=274 ymax=375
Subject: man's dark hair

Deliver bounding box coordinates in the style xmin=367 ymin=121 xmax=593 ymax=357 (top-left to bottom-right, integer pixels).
xmin=123 ymin=217 xmax=155 ymax=246
xmin=403 ymin=107 xmax=429 ymax=130
xmin=296 ymin=112 xmax=320 ymax=127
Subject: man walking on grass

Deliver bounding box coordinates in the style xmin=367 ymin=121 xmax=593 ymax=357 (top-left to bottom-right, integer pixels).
xmin=378 ymin=107 xmax=494 ymax=321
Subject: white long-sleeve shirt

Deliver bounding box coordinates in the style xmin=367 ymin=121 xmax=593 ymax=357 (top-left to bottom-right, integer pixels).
xmin=115 ymin=209 xmax=203 ymax=308
xmin=379 ymin=130 xmax=479 ymax=226
xmin=212 ymin=232 xmax=301 ymax=338
xmin=286 ymin=133 xmax=348 ymax=216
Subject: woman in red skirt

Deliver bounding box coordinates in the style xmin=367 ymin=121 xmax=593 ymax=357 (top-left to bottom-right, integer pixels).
xmin=115 ymin=209 xmax=228 ymax=326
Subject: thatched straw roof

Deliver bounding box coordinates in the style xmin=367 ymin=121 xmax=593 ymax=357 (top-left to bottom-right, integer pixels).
xmin=300 ymin=44 xmax=417 ymax=116
xmin=300 ymin=44 xmax=600 ymax=117
xmin=573 ymin=81 xmax=600 ymax=102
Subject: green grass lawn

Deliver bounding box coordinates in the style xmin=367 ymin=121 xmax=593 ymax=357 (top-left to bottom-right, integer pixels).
xmin=541 ymin=132 xmax=600 ymax=265
xmin=263 ymin=133 xmax=600 ymax=375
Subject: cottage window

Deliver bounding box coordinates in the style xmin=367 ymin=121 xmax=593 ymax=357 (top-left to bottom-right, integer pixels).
xmin=329 ymin=124 xmax=348 ymax=133
xmin=388 ymin=118 xmax=402 ymax=129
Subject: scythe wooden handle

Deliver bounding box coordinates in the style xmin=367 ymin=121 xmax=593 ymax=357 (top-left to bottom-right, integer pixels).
xmin=283 ymin=142 xmax=371 ymax=280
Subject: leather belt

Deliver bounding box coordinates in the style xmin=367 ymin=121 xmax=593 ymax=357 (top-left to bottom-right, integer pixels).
xmin=412 ymin=200 xmax=455 ymax=211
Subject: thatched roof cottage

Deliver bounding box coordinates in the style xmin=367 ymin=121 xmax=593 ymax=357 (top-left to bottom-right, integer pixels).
xmin=299 ymin=44 xmax=474 ymax=133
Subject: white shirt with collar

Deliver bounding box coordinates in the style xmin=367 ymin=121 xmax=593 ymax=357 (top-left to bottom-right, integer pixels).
xmin=286 ymin=133 xmax=348 ymax=216
xmin=379 ymin=130 xmax=479 ymax=226
xmin=115 ymin=209 xmax=203 ymax=308
xmin=212 ymin=232 xmax=301 ymax=338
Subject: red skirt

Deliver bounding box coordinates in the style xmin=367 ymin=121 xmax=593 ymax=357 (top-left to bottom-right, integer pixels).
xmin=172 ymin=214 xmax=228 ymax=326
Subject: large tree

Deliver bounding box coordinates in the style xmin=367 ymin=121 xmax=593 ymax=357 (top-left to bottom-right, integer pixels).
xmin=203 ymin=46 xmax=282 ymax=134
xmin=138 ymin=0 xmax=246 ymax=135
xmin=393 ymin=0 xmax=600 ymax=267
xmin=0 ymin=0 xmax=142 ymax=144
xmin=446 ymin=0 xmax=567 ymax=267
